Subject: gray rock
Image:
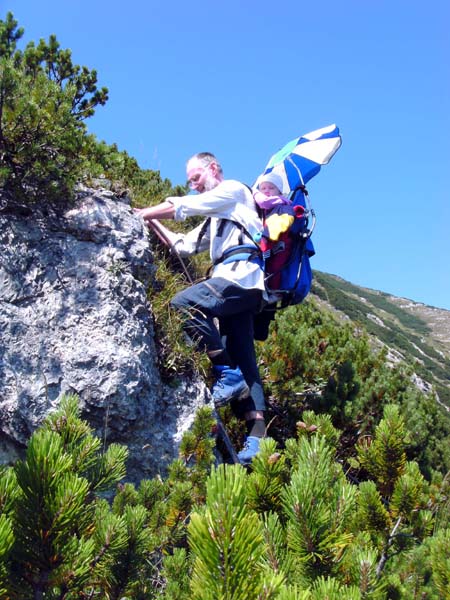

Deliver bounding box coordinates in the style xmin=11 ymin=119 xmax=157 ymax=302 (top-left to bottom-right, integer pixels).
xmin=0 ymin=187 xmax=209 ymax=482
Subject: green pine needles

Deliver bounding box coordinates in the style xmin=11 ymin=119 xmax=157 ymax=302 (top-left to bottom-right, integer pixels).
xmin=0 ymin=12 xmax=108 ymax=202
xmin=1 ymin=10 xmax=450 ymax=600
xmin=0 ymin=394 xmax=449 ymax=598
xmin=186 ymin=409 xmax=448 ymax=600
xmin=188 ymin=464 xmax=278 ymax=600
xmin=0 ymin=12 xmax=187 ymax=206
xmin=0 ymin=395 xmax=129 ymax=598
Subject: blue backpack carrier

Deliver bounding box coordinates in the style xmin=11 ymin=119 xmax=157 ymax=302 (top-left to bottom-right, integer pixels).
xmin=248 ymin=184 xmax=315 ymax=340
xmin=208 ymin=184 xmax=316 ymax=305
xmin=195 ymin=184 xmax=316 ymax=340
xmin=260 ymin=184 xmax=315 ymax=308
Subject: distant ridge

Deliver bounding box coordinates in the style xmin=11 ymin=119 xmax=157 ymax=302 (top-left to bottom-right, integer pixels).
xmin=311 ymin=271 xmax=450 ymax=408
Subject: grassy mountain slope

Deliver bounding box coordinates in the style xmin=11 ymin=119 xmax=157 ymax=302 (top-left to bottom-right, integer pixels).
xmin=311 ymin=271 xmax=450 ymax=409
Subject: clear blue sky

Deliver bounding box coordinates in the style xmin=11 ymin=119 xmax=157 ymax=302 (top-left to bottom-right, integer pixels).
xmin=4 ymin=0 xmax=450 ymax=309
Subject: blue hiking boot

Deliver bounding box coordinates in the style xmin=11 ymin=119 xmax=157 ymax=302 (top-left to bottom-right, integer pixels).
xmin=237 ymin=436 xmax=262 ymax=465
xmin=211 ymin=365 xmax=249 ymax=406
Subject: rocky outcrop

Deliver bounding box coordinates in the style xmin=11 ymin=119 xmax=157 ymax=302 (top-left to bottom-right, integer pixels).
xmin=0 ymin=187 xmax=209 ymax=482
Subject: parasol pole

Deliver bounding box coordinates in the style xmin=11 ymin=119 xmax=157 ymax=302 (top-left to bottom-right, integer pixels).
xmin=287 ymin=157 xmax=316 ymax=236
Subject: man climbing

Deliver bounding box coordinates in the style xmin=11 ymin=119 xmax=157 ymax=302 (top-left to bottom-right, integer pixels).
xmin=135 ymin=152 xmax=267 ymax=464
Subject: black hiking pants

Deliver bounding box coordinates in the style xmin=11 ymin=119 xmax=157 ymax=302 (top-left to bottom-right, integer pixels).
xmin=171 ymin=277 xmax=266 ymax=412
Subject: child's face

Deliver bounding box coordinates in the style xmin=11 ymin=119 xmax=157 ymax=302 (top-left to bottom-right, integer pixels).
xmin=259 ymin=181 xmax=281 ymax=196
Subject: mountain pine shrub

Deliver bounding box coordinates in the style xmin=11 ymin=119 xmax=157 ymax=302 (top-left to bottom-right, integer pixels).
xmin=188 ymin=463 xmax=285 ymax=600
xmin=257 ymin=299 xmax=450 ymax=478
xmin=0 ymin=12 xmax=108 ymax=203
xmin=0 ymin=393 xmax=448 ymax=598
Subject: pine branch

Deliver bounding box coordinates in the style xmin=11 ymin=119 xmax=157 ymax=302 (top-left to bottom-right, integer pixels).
xmin=375 ymin=516 xmax=402 ymax=578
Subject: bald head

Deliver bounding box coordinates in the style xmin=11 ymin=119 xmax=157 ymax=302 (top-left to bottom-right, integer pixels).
xmin=186 ymin=152 xmax=224 ymax=193
xmin=187 ymin=152 xmax=223 ymax=175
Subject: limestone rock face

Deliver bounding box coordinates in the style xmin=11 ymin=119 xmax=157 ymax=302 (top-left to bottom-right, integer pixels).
xmin=0 ymin=188 xmax=208 ymax=482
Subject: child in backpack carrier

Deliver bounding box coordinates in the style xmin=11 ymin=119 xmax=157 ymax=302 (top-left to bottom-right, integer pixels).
xmin=253 ymin=172 xmax=303 ymax=291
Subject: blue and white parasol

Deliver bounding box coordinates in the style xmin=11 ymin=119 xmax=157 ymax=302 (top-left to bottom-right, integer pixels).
xmin=256 ymin=124 xmax=342 ymax=195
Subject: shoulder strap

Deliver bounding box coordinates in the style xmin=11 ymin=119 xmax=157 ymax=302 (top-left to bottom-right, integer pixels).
xmin=195 ymin=183 xmax=260 ymax=253
xmin=215 ymin=183 xmax=259 ymax=243
xmin=216 ymin=218 xmax=249 ymax=245
xmin=244 ymin=182 xmax=264 ymax=219
xmin=195 ymin=218 xmax=211 ymax=254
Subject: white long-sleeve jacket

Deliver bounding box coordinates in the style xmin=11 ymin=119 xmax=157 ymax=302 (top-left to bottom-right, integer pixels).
xmin=164 ymin=179 xmax=268 ymax=298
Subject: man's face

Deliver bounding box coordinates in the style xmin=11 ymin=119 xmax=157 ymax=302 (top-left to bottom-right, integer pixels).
xmin=186 ymin=159 xmax=219 ymax=193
